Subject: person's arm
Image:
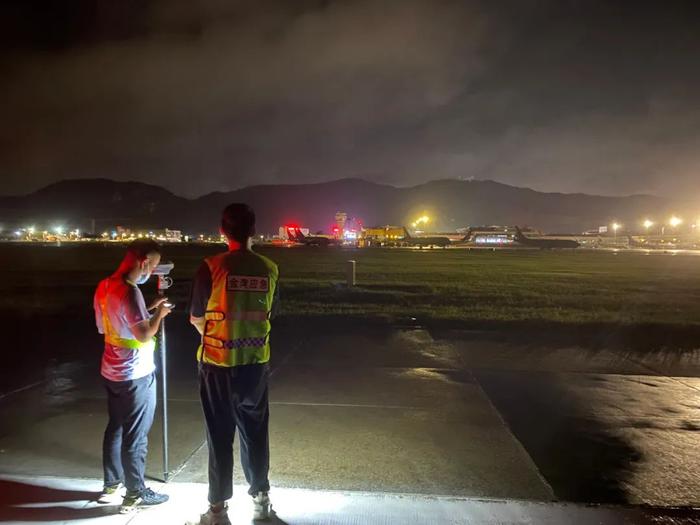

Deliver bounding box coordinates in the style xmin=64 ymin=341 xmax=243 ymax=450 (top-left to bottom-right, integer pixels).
xmin=94 ymin=284 xmax=104 ymax=335
xmin=270 ymin=279 xmax=280 ymax=320
xmin=131 ymin=304 xmax=172 ymax=342
xmin=189 ymin=262 xmax=212 ymax=336
xmin=190 ymin=316 xmax=205 ymax=335
xmin=147 ymin=296 xmax=169 ymax=311
xmin=124 ymin=286 xmax=171 ymax=343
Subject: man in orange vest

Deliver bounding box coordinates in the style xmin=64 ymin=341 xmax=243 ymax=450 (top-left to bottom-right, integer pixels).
xmin=94 ymin=239 xmax=172 ymax=513
xmin=188 ymin=203 xmax=279 ymax=524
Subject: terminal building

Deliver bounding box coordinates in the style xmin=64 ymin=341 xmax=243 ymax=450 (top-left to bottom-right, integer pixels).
xmin=360 ymin=226 xmax=405 ymax=246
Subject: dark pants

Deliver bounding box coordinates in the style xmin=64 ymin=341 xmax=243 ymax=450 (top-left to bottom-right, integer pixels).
xmin=199 ymin=363 xmax=270 ymax=504
xmin=103 ymin=372 xmax=156 ymax=493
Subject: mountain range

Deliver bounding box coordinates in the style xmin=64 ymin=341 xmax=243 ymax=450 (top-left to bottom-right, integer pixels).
xmin=0 ymin=178 xmax=685 ymax=235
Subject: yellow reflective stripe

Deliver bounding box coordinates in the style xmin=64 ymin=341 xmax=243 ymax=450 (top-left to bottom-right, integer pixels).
xmin=204 ymin=310 xmax=269 ymax=321
xmin=203 ymin=335 xmax=224 ymax=348
xmin=105 ymin=336 xmax=156 ymax=351
xmin=205 ymin=311 xmax=225 ymax=321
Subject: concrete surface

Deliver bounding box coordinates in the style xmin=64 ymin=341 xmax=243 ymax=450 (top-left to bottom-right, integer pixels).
xmin=3 ymin=475 xmax=700 ymax=525
xmin=2 ymin=319 xmax=700 ymax=516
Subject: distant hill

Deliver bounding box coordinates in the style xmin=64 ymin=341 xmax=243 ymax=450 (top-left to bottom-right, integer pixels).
xmin=0 ymin=178 xmax=683 ymax=234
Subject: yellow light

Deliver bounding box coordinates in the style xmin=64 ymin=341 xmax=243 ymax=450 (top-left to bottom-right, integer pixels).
xmin=412 ymin=215 xmax=431 ymax=227
xmin=669 ymin=216 xmax=682 ymax=227
xmin=643 ymin=219 xmax=654 ymax=229
xmin=612 ymin=222 xmax=620 ymax=231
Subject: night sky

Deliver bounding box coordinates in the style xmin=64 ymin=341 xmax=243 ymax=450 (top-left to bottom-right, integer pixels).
xmin=2 ymin=1 xmax=699 ymax=198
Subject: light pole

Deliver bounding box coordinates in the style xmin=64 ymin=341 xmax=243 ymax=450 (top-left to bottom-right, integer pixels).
xmin=612 ymin=222 xmax=620 ymax=240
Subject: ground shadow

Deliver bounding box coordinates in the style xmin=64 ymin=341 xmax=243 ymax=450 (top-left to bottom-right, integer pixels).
xmin=267 ymin=511 xmax=291 ymax=524
xmin=475 ymin=371 xmax=642 ymax=503
xmin=0 ymin=479 xmax=116 ymax=521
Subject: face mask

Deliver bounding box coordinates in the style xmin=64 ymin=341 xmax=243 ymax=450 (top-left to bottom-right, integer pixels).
xmin=134 ymin=260 xmax=151 ymax=285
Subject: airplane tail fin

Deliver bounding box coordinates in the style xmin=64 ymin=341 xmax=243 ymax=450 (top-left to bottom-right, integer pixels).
xmin=461 ymin=228 xmax=473 ymax=242
xmin=514 ymin=226 xmax=527 ymax=242
xmin=403 ymin=226 xmax=412 ymax=239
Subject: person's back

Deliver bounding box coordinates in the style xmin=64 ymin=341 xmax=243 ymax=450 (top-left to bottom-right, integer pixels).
xmin=197 ymin=250 xmax=278 ymax=367
xmin=188 ymin=203 xmax=278 ymax=525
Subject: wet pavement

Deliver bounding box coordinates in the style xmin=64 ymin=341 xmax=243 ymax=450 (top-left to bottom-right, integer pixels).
xmin=1 ymin=315 xmax=700 ymax=522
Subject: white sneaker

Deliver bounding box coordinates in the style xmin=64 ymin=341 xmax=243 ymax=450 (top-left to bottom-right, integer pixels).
xmin=97 ymin=482 xmax=125 ymax=504
xmin=186 ymin=504 xmax=231 ymax=525
xmin=252 ymin=492 xmax=271 ymax=521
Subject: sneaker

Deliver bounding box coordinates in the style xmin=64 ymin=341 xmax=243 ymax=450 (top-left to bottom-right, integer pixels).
xmin=252 ymin=492 xmax=271 ymax=521
xmin=186 ymin=504 xmax=231 ymax=525
xmin=119 ymin=487 xmax=169 ymax=514
xmin=97 ymin=482 xmax=125 ymax=504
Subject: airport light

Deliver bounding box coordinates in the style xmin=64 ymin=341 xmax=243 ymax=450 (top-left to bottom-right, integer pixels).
xmin=27 ymin=226 xmax=35 ymax=234
xmin=669 ymin=216 xmax=682 ymax=228
xmin=611 ymin=222 xmax=621 ymax=239
xmin=411 ymin=215 xmax=431 ymax=230
xmin=643 ymin=219 xmax=654 ymax=230
xmin=53 ymin=226 xmax=64 ymax=235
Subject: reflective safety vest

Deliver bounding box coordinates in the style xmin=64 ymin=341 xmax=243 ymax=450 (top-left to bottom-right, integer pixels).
xmin=197 ymin=250 xmax=278 ymax=367
xmin=98 ymin=278 xmax=156 ymax=353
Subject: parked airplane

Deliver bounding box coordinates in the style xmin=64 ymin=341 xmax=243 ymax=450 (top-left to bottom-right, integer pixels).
xmin=401 ymin=227 xmax=452 ymax=248
xmin=514 ymin=226 xmax=580 ymax=249
xmin=286 ymin=226 xmax=341 ymax=247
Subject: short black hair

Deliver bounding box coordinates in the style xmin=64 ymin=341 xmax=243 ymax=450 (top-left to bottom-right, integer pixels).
xmin=126 ymin=239 xmax=161 ymax=261
xmin=221 ymin=203 xmax=256 ymax=242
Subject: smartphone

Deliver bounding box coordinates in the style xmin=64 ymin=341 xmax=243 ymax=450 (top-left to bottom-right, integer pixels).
xmin=163 ymin=302 xmax=175 ymax=309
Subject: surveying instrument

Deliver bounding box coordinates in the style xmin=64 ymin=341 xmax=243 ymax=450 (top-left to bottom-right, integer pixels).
xmin=152 ymin=261 xmax=174 ymax=482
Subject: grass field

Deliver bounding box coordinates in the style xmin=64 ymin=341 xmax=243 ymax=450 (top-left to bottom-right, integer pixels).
xmin=1 ymin=243 xmax=698 ymax=330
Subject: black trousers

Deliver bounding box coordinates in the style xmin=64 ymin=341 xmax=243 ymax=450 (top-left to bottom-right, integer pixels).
xmin=199 ymin=363 xmax=270 ymax=504
xmin=102 ymin=372 xmax=156 ymax=493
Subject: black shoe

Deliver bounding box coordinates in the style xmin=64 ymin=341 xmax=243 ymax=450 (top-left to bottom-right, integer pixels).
xmin=119 ymin=487 xmax=169 ymax=514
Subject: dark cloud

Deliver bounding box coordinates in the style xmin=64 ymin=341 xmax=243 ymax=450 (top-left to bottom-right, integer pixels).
xmin=1 ymin=0 xmax=699 ymax=199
